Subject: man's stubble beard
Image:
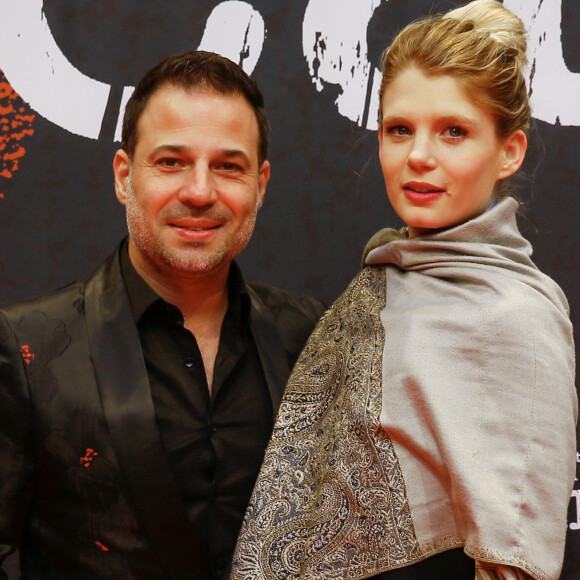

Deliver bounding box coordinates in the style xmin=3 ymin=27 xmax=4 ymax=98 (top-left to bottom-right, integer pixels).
xmin=124 ymin=177 xmax=258 ymax=276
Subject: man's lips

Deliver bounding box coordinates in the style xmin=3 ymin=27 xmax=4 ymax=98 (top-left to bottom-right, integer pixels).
xmin=168 ymin=218 xmax=223 ymax=240
xmin=174 ymin=224 xmax=220 ymax=231
xmin=170 ymin=219 xmax=222 ymax=231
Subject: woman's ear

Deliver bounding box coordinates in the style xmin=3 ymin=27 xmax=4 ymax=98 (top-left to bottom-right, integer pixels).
xmin=498 ymin=130 xmax=528 ymax=180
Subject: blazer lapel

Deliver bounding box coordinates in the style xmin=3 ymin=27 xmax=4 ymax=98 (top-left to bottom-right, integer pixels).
xmin=246 ymin=285 xmax=290 ymax=413
xmin=84 ymin=248 xmax=211 ymax=579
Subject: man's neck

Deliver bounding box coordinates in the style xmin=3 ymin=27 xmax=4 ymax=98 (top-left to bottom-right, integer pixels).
xmin=128 ymin=242 xmax=230 ymax=391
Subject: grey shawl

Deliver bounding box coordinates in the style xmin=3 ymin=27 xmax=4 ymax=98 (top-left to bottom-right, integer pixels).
xmin=231 ymin=198 xmax=577 ymax=580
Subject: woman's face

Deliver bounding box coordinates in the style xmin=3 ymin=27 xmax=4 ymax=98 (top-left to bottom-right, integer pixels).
xmin=378 ymin=68 xmax=526 ymax=237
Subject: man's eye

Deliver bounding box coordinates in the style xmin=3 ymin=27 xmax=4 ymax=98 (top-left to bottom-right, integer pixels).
xmin=218 ymin=162 xmax=242 ymax=172
xmin=158 ymin=158 xmax=180 ymax=168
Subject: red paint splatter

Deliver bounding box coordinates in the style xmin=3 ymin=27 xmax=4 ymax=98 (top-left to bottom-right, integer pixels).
xmin=80 ymin=448 xmax=99 ymax=468
xmin=95 ymin=541 xmax=109 ymax=552
xmin=20 ymin=345 xmax=35 ymax=364
xmin=0 ymin=69 xmax=35 ymax=198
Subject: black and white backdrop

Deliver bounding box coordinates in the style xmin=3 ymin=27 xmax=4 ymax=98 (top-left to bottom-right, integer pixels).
xmin=1 ymin=1 xmax=579 ymax=577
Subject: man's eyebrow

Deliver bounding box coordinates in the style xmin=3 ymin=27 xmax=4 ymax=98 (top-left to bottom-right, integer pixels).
xmin=149 ymin=144 xmax=251 ymax=163
xmin=150 ymin=144 xmax=189 ymax=156
xmin=219 ymin=148 xmax=251 ymax=162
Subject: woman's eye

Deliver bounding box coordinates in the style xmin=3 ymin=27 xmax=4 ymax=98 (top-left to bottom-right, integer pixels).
xmin=446 ymin=126 xmax=467 ymax=139
xmin=387 ymin=125 xmax=411 ymax=137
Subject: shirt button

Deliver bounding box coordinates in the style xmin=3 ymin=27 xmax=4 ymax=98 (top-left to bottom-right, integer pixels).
xmin=184 ymin=357 xmax=195 ymax=368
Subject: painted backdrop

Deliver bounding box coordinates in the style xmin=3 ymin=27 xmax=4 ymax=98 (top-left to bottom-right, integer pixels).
xmin=1 ymin=0 xmax=579 ymax=578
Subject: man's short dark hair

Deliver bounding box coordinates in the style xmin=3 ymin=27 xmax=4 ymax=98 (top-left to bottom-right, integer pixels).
xmin=121 ymin=50 xmax=269 ymax=165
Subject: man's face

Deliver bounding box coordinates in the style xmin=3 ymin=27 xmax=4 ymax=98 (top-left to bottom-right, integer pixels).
xmin=113 ymin=84 xmax=269 ymax=281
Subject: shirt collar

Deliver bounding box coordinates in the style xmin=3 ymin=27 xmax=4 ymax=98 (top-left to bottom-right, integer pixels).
xmin=119 ymin=238 xmax=251 ymax=329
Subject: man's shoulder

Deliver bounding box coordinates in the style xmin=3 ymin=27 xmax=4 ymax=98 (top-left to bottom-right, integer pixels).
xmin=245 ymin=280 xmax=326 ymax=363
xmin=246 ymin=280 xmax=326 ymax=323
xmin=0 ymin=247 xmax=121 ymax=323
xmin=0 ymin=280 xmax=87 ymax=357
xmin=0 ymin=279 xmax=86 ymax=319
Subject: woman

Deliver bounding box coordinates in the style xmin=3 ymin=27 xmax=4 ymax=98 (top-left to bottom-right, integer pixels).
xmin=231 ymin=1 xmax=577 ymax=579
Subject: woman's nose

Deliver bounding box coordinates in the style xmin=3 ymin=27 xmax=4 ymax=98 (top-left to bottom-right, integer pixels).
xmin=407 ymin=136 xmax=436 ymax=171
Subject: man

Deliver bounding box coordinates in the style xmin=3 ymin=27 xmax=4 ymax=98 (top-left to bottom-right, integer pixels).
xmin=0 ymin=51 xmax=325 ymax=580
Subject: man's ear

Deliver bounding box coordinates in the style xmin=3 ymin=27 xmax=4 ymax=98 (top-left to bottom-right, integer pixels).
xmin=256 ymin=160 xmax=270 ymax=210
xmin=498 ymin=130 xmax=527 ymax=180
xmin=113 ymin=149 xmax=130 ymax=206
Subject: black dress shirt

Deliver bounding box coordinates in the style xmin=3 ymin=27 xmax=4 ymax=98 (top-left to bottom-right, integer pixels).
xmin=120 ymin=245 xmax=273 ymax=580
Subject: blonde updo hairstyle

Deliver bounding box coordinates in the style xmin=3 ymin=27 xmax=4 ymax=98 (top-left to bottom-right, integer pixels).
xmin=378 ymin=0 xmax=531 ymax=141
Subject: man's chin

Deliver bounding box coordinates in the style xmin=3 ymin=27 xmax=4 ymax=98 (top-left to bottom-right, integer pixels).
xmin=157 ymin=248 xmax=232 ymax=276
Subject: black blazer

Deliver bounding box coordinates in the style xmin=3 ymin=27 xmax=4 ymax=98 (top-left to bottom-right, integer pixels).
xmin=0 ymin=246 xmax=325 ymax=580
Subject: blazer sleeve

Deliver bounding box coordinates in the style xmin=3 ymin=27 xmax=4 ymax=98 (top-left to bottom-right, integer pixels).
xmin=0 ymin=310 xmax=34 ymax=577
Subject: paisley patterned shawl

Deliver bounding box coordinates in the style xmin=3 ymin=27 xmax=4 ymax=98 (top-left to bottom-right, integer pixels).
xmin=231 ymin=198 xmax=577 ymax=580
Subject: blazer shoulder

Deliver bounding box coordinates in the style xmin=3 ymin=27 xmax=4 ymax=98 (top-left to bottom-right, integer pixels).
xmin=247 ymin=280 xmax=326 ymax=324
xmin=0 ymin=279 xmax=86 ymax=322
xmin=246 ymin=281 xmax=326 ymax=358
xmin=0 ymin=246 xmax=122 ymax=325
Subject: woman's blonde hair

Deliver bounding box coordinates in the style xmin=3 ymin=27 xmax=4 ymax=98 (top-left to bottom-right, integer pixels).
xmin=378 ymin=0 xmax=531 ymax=140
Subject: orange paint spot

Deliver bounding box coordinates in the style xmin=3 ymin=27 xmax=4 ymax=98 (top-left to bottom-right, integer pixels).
xmin=0 ymin=82 xmax=12 ymax=98
xmin=5 ymin=146 xmax=25 ymax=160
xmin=12 ymin=129 xmax=34 ymax=141
xmin=20 ymin=345 xmax=35 ymax=364
xmin=95 ymin=541 xmax=110 ymax=552
xmin=80 ymin=448 xmax=99 ymax=468
xmin=0 ymin=69 xmax=35 ymax=199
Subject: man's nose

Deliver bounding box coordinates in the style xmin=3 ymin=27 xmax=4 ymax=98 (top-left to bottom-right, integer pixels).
xmin=178 ymin=165 xmax=217 ymax=205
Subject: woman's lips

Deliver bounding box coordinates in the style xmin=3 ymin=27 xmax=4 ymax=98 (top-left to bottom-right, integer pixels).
xmin=403 ymin=183 xmax=444 ymax=203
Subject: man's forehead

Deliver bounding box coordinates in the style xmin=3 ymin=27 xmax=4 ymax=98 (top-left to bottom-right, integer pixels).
xmin=135 ymin=84 xmax=257 ymax=136
xmin=133 ymin=84 xmax=260 ymax=161
xmin=145 ymin=83 xmax=250 ymax=114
